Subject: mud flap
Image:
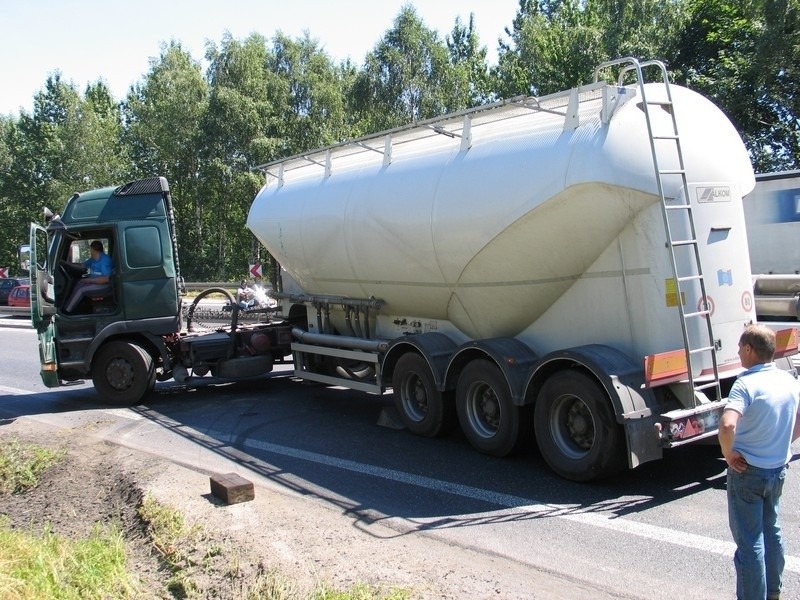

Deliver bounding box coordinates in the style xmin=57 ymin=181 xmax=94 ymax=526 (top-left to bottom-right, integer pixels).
xmin=624 ymin=416 xmax=662 ymax=468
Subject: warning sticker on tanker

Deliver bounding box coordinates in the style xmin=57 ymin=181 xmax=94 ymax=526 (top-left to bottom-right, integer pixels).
xmin=665 ymin=278 xmax=686 ymax=307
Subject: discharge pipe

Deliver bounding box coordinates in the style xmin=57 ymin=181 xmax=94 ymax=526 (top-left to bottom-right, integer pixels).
xmin=292 ymin=328 xmax=389 ymax=353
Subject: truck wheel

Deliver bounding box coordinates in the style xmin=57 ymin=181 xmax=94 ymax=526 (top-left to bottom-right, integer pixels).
xmin=534 ymin=370 xmax=624 ymax=482
xmin=92 ymin=341 xmax=155 ymax=406
xmin=392 ymin=353 xmax=453 ymax=437
xmin=456 ymin=360 xmax=528 ymax=457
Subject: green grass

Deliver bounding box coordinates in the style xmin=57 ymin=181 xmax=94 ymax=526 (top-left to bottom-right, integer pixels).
xmin=0 ymin=518 xmax=140 ymax=600
xmin=0 ymin=449 xmax=414 ymax=600
xmin=0 ymin=439 xmax=65 ymax=495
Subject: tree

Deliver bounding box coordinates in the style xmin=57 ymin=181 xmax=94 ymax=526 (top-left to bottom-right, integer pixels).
xmin=673 ymin=0 xmax=800 ymax=171
xmin=351 ymin=5 xmax=467 ymax=132
xmin=0 ymin=73 xmax=129 ymax=277
xmin=123 ymin=41 xmax=208 ymax=278
xmin=495 ymin=0 xmax=605 ymax=97
xmin=447 ymin=14 xmax=493 ymax=106
xmin=494 ymin=0 xmax=688 ymax=97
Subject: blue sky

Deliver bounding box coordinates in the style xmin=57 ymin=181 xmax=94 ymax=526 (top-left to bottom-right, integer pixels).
xmin=1 ymin=0 xmax=521 ymax=116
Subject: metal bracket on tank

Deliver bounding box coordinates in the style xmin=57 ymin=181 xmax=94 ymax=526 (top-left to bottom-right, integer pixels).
xmin=600 ymin=86 xmax=636 ymax=124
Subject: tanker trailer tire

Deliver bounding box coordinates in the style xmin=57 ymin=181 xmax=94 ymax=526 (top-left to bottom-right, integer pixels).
xmin=392 ymin=353 xmax=454 ymax=438
xmin=534 ymin=371 xmax=625 ymax=482
xmin=92 ymin=341 xmax=155 ymax=406
xmin=456 ymin=360 xmax=529 ymax=457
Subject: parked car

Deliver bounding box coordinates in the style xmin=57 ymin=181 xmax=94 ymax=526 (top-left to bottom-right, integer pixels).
xmin=0 ymin=278 xmax=28 ymax=305
xmin=7 ymin=284 xmax=30 ymax=308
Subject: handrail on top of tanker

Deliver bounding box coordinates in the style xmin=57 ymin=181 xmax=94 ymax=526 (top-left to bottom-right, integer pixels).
xmin=251 ymin=79 xmax=609 ymax=179
xmin=593 ymin=57 xmax=669 ymax=88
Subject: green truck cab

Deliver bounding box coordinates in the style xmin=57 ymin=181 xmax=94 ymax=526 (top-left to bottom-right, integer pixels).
xmin=30 ymin=177 xmax=292 ymax=405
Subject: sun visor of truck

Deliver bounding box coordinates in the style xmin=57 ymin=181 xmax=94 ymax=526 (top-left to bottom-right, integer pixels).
xmin=113 ymin=176 xmax=169 ymax=196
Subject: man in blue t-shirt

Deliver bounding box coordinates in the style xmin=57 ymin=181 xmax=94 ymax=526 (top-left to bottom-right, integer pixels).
xmin=64 ymin=240 xmax=113 ymax=313
xmin=719 ymin=324 xmax=800 ymax=600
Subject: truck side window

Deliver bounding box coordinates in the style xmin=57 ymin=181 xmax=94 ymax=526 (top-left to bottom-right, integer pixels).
xmin=125 ymin=226 xmax=162 ymax=268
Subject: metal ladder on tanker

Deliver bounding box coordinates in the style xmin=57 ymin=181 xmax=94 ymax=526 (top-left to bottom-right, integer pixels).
xmin=596 ymin=58 xmax=721 ymax=403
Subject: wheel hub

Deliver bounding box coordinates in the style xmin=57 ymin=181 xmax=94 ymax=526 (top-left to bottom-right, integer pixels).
xmin=565 ymin=400 xmax=594 ymax=451
xmin=106 ymin=358 xmax=134 ymax=391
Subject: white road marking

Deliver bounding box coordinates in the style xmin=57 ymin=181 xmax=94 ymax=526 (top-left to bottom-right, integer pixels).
xmin=210 ymin=430 xmax=800 ymax=573
xmin=0 ymin=384 xmax=36 ymax=395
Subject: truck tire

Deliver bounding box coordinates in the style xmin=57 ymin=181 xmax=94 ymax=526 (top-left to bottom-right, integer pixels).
xmin=456 ymin=359 xmax=528 ymax=457
xmin=392 ymin=353 xmax=454 ymax=437
xmin=534 ymin=370 xmax=624 ymax=482
xmin=92 ymin=341 xmax=155 ymax=406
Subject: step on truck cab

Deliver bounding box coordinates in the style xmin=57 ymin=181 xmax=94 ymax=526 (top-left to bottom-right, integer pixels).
xmin=30 ymin=177 xmax=292 ymax=405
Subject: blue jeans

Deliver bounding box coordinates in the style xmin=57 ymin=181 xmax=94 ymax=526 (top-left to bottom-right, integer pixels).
xmin=727 ymin=464 xmax=788 ymax=600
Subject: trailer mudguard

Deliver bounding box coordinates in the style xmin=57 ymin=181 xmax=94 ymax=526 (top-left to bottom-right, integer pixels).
xmin=445 ymin=337 xmax=539 ymax=404
xmin=527 ymin=344 xmax=663 ymax=467
xmin=382 ymin=332 xmax=457 ymax=389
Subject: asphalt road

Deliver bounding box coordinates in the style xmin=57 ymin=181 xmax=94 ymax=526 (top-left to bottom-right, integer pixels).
xmin=2 ymin=322 xmax=800 ymax=598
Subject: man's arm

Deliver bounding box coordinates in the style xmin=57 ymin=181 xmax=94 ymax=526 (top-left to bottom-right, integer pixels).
xmin=793 ymin=403 xmax=800 ymax=443
xmin=719 ymin=408 xmax=747 ymax=472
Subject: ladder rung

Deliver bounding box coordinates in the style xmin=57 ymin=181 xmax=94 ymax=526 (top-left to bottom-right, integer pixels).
xmin=653 ymin=134 xmax=679 ymax=140
xmin=688 ymin=346 xmax=715 ymax=355
xmin=665 ymin=204 xmax=691 ymax=211
xmin=677 ymin=275 xmax=703 ymax=283
xmin=659 ymin=169 xmax=686 ymax=175
xmin=671 ymin=239 xmax=697 ymax=247
xmin=695 ymin=381 xmax=720 ymax=391
xmin=683 ymin=310 xmax=710 ymax=319
xmin=647 ymin=100 xmax=673 ymax=106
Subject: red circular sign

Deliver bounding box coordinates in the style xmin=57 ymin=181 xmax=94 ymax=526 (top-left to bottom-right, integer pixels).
xmin=697 ymin=296 xmax=715 ymax=317
xmin=741 ymin=291 xmax=753 ymax=313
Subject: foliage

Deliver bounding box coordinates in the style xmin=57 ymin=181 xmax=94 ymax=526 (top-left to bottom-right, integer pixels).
xmin=0 ymin=439 xmax=64 ymax=495
xmin=0 ymin=518 xmax=139 ymax=600
xmin=351 ymin=6 xmax=473 ymax=131
xmin=1 ymin=3 xmax=797 ymax=281
xmin=672 ymin=0 xmax=800 ymax=171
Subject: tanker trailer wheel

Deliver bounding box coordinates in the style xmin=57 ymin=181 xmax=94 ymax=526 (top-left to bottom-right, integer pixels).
xmin=534 ymin=370 xmax=624 ymax=482
xmin=92 ymin=341 xmax=155 ymax=406
xmin=456 ymin=360 xmax=529 ymax=457
xmin=392 ymin=353 xmax=454 ymax=437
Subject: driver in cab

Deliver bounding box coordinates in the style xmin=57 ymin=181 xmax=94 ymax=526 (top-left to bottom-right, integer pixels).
xmin=64 ymin=240 xmax=113 ymax=314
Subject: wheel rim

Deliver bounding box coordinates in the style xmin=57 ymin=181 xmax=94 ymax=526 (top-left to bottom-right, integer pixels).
xmin=401 ymin=372 xmax=428 ymax=422
xmin=548 ymin=393 xmax=595 ymax=459
xmin=105 ymin=356 xmax=136 ymax=392
xmin=465 ymin=380 xmax=501 ymax=439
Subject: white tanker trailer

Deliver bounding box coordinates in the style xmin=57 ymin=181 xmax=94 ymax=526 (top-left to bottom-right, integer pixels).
xmin=249 ymin=58 xmax=798 ymax=481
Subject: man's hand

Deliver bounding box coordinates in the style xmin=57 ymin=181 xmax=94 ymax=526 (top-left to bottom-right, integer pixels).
xmin=725 ymin=450 xmax=748 ymax=473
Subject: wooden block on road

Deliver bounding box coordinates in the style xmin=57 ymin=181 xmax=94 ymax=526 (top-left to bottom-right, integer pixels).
xmin=210 ymin=472 xmax=255 ymax=505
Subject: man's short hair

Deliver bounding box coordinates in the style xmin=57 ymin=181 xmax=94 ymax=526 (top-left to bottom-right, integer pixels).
xmin=90 ymin=240 xmax=104 ymax=252
xmin=740 ymin=324 xmax=776 ymax=362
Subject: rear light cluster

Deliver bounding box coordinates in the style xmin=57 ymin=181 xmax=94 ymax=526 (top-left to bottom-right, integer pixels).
xmin=667 ymin=407 xmax=722 ymax=441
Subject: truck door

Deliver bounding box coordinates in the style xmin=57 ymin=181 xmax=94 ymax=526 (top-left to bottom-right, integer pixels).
xmin=29 ymin=223 xmax=59 ymax=387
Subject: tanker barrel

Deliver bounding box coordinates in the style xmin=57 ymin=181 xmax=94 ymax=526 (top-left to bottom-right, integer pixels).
xmin=291 ymin=327 xmax=389 ymax=353
xmin=754 ymin=295 xmax=800 ymax=320
xmin=753 ymin=274 xmax=800 ymax=296
xmin=271 ymin=291 xmax=384 ymax=310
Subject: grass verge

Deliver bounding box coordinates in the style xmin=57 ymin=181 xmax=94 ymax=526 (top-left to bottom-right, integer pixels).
xmin=0 ymin=438 xmax=64 ymax=494
xmin=0 ymin=518 xmax=140 ymax=600
xmin=0 ymin=443 xmax=412 ymax=600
